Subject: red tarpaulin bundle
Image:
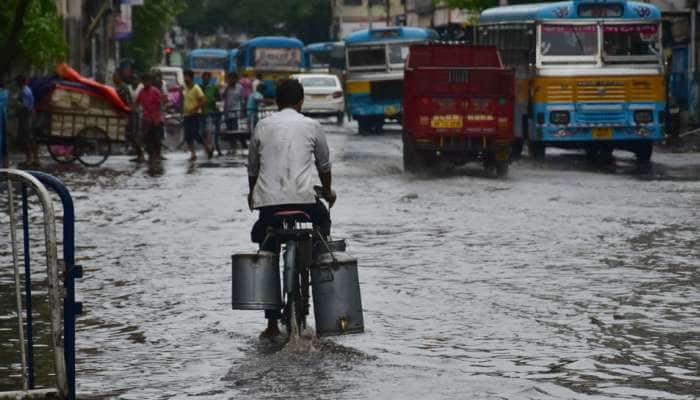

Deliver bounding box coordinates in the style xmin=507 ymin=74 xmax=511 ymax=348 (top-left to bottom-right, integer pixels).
xmin=56 ymin=63 xmax=131 ymax=114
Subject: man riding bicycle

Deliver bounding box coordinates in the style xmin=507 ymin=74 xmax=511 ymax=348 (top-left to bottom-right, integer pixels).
xmin=247 ymin=79 xmax=337 ymax=338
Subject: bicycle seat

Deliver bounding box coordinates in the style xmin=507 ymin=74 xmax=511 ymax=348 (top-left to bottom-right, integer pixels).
xmin=273 ymin=210 xmax=312 ymax=222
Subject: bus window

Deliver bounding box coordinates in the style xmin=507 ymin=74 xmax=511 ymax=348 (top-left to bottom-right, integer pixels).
xmin=348 ymin=46 xmax=386 ymax=68
xmin=541 ymin=25 xmax=597 ymax=57
xmin=603 ymin=24 xmax=660 ymax=62
xmin=192 ymin=57 xmax=228 ymax=70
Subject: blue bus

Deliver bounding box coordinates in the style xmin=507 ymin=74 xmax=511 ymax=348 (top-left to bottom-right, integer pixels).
xmin=237 ymin=36 xmax=306 ymax=96
xmin=305 ymin=42 xmax=344 ymax=73
xmin=185 ymin=48 xmax=236 ymax=86
xmin=479 ymin=0 xmax=664 ymax=162
xmin=343 ymin=27 xmax=438 ymax=134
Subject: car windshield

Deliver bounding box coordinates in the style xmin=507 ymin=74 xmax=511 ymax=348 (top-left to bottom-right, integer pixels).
xmin=191 ymin=57 xmax=227 ymax=70
xmin=388 ymin=43 xmax=410 ymax=64
xmin=541 ymin=24 xmax=598 ymax=57
xmin=603 ymin=24 xmax=660 ymax=63
xmin=299 ymin=76 xmax=337 ymax=87
xmin=347 ymin=46 xmax=386 ymax=68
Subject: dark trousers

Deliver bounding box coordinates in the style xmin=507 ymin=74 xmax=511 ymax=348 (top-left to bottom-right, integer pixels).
xmin=251 ymin=201 xmax=331 ymax=320
xmin=184 ymin=115 xmax=203 ymax=145
xmin=143 ymin=121 xmax=163 ymax=159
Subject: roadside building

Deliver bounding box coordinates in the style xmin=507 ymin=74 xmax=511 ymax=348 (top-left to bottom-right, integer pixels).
xmin=331 ymin=0 xmax=407 ymax=40
xmin=646 ymin=0 xmax=700 ymax=135
xmin=55 ymin=0 xmax=120 ymax=82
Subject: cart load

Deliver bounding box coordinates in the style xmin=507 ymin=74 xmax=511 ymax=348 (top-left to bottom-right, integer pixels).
xmin=30 ymin=64 xmax=132 ymax=166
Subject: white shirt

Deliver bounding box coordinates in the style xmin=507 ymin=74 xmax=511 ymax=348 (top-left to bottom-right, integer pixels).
xmin=248 ymin=108 xmax=331 ymax=208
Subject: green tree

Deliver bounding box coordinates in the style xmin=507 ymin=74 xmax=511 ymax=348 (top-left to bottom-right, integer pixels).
xmin=0 ymin=0 xmax=68 ymax=79
xmin=121 ymin=0 xmax=186 ymax=73
xmin=179 ymin=0 xmax=331 ymax=44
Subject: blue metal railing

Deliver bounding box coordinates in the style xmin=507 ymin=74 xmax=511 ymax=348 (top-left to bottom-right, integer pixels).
xmin=1 ymin=169 xmax=81 ymax=400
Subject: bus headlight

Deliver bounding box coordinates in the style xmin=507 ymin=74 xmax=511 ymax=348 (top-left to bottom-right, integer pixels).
xmin=634 ymin=110 xmax=653 ymax=124
xmin=550 ymin=111 xmax=570 ymax=125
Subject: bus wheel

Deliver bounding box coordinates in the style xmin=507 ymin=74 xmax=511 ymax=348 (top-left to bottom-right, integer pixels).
xmin=402 ymin=135 xmax=421 ymax=172
xmin=357 ymin=117 xmax=371 ymax=135
xmin=527 ymin=141 xmax=545 ymax=161
xmin=371 ymin=117 xmax=384 ymax=134
xmin=635 ymin=141 xmax=653 ymax=164
xmin=511 ymin=138 xmax=524 ymax=159
xmin=495 ymin=161 xmax=509 ymax=178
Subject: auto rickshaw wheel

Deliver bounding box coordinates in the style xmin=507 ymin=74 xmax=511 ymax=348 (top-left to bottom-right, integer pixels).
xmin=76 ymin=127 xmax=111 ymax=167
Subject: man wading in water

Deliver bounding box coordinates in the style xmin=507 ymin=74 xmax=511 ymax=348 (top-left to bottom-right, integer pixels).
xmin=248 ymin=79 xmax=337 ymax=338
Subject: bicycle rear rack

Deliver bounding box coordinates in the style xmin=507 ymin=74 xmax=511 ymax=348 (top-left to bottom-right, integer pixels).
xmin=1 ymin=169 xmax=81 ymax=400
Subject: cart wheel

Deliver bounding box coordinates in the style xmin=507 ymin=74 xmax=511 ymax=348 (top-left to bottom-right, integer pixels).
xmin=47 ymin=143 xmax=77 ymax=164
xmin=76 ymin=127 xmax=111 ymax=167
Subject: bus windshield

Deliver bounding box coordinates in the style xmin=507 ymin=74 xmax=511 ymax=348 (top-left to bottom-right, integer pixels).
xmin=253 ymin=47 xmax=302 ymax=69
xmin=191 ymin=56 xmax=227 ymax=70
xmin=309 ymin=52 xmax=331 ymax=67
xmin=541 ymin=25 xmax=598 ymax=57
xmin=388 ymin=43 xmax=411 ymax=64
xmin=603 ymin=24 xmax=660 ymax=63
xmin=348 ymin=46 xmax=386 ymax=68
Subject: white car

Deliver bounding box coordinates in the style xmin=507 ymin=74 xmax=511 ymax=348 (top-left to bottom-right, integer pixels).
xmin=291 ymin=74 xmax=345 ymax=125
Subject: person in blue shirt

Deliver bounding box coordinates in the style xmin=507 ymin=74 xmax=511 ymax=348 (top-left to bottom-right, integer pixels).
xmin=0 ymin=80 xmax=8 ymax=167
xmin=246 ymin=84 xmax=266 ymax=132
xmin=15 ymin=75 xmax=37 ymax=166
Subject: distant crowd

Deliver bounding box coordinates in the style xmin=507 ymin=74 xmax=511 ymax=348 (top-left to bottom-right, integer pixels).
xmin=0 ymin=65 xmax=273 ymax=168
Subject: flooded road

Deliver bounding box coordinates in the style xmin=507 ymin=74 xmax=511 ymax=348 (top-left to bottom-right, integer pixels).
xmin=2 ymin=122 xmax=699 ymax=399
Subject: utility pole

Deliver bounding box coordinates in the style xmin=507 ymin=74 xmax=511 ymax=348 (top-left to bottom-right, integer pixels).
xmin=368 ymin=0 xmax=373 ymax=30
xmin=386 ymin=0 xmax=391 ymax=26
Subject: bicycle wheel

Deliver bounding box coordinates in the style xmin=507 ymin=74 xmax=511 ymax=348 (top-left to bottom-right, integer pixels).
xmin=283 ymin=241 xmax=306 ymax=338
xmin=47 ymin=143 xmax=77 ymax=164
xmin=76 ymin=127 xmax=111 ymax=167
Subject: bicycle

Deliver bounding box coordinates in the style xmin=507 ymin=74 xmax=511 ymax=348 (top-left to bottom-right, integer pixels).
xmin=261 ymin=188 xmax=332 ymax=338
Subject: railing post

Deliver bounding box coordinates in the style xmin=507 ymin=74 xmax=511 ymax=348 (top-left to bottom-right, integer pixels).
xmin=6 ymin=179 xmax=28 ymax=390
xmin=21 ymin=183 xmax=36 ymax=389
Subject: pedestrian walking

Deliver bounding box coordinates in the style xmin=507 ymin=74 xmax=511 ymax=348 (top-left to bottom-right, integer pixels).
xmin=14 ymin=75 xmax=37 ymax=166
xmin=223 ymin=72 xmax=247 ymax=150
xmin=113 ymin=72 xmax=144 ymax=162
xmin=0 ymin=80 xmax=8 ymax=168
xmin=183 ymin=70 xmax=213 ymax=161
xmin=201 ymin=72 xmax=222 ymax=147
xmin=136 ymin=73 xmax=166 ymax=162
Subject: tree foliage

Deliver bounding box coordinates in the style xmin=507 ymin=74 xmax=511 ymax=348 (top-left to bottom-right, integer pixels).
xmin=178 ymin=0 xmax=332 ymax=44
xmin=0 ymin=0 xmax=67 ymax=78
xmin=122 ymin=0 xmax=186 ymax=73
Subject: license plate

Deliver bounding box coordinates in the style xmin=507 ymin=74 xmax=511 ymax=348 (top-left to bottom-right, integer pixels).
xmin=384 ymin=105 xmax=399 ymax=116
xmin=312 ymin=94 xmax=326 ymax=100
xmin=592 ymin=127 xmax=613 ymax=139
xmin=431 ymin=115 xmax=463 ymax=129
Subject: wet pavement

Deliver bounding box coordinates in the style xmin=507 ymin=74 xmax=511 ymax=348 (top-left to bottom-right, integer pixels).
xmin=1 ymin=121 xmax=699 ymax=399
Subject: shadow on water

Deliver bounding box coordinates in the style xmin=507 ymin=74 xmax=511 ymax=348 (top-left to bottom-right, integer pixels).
xmin=516 ymin=150 xmax=700 ymax=182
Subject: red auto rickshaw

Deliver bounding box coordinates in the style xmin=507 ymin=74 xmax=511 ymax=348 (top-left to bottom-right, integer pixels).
xmin=402 ymin=44 xmax=515 ymax=177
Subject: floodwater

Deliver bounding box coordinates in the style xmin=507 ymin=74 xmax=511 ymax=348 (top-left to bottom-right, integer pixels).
xmin=1 ymin=122 xmax=699 ymax=399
